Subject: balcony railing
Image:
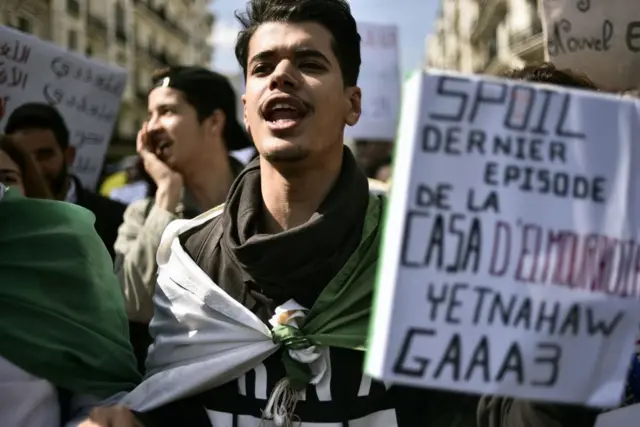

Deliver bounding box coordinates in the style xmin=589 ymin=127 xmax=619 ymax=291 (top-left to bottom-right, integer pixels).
xmin=87 ymin=14 xmax=107 ymax=33
xmin=134 ymin=0 xmax=190 ymax=41
xmin=471 ymin=0 xmax=507 ymax=44
xmin=509 ymin=15 xmax=544 ymax=59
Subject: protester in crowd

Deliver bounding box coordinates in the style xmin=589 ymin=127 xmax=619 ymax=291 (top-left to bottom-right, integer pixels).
xmin=79 ymin=0 xmax=478 ymax=426
xmin=109 ymin=156 xmax=149 ymax=205
xmin=114 ymin=66 xmax=253 ymax=368
xmin=353 ymin=138 xmax=394 ymax=177
xmin=4 ymin=103 xmax=126 ymax=259
xmin=500 ymin=62 xmax=599 ymax=91
xmin=374 ymin=157 xmax=392 ymax=182
xmin=476 ymin=61 xmax=613 ymax=427
xmin=0 ymin=134 xmax=52 ymax=199
xmin=0 ymin=183 xmax=140 ymax=427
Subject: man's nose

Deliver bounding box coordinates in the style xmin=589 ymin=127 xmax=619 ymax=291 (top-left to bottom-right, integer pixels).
xmin=269 ymin=60 xmax=298 ymax=91
xmin=146 ymin=116 xmax=162 ymax=132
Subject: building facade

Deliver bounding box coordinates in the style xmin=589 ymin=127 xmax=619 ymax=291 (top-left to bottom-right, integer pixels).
xmin=0 ymin=0 xmax=215 ymax=157
xmin=426 ymin=0 xmax=543 ymax=75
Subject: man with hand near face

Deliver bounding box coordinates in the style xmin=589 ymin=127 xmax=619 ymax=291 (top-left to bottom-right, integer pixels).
xmin=114 ymin=66 xmax=252 ymax=368
xmin=78 ymin=1 xmax=476 ymax=426
xmin=4 ymin=103 xmax=126 ymax=259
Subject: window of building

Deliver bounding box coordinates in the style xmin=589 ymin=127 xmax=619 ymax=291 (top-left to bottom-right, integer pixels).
xmin=68 ymin=30 xmax=78 ymax=51
xmin=17 ymin=17 xmax=31 ymax=33
xmin=115 ymin=3 xmax=125 ymax=28
xmin=67 ymin=0 xmax=80 ymax=17
xmin=115 ymin=3 xmax=127 ymax=42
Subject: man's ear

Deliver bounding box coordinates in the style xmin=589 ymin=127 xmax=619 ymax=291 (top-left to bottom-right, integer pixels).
xmin=209 ymin=109 xmax=226 ymax=136
xmin=64 ymin=145 xmax=76 ymax=167
xmin=241 ymin=94 xmax=251 ymax=134
xmin=345 ymin=86 xmax=362 ymax=127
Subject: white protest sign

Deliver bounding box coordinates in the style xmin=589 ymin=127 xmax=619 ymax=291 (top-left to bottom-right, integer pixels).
xmin=366 ymin=70 xmax=640 ymax=407
xmin=344 ymin=22 xmax=401 ymax=142
xmin=595 ymin=402 xmax=640 ymax=426
xmin=0 ymin=26 xmax=126 ymax=189
xmin=541 ymin=0 xmax=640 ymax=91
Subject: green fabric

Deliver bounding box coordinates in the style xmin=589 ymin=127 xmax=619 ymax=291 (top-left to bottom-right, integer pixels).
xmin=272 ymin=195 xmax=383 ymax=389
xmin=0 ymin=188 xmax=141 ymax=397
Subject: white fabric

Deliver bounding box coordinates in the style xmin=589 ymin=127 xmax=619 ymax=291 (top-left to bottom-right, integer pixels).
xmin=65 ymin=178 xmax=77 ymax=204
xmin=120 ymin=207 xmax=328 ymax=413
xmin=268 ymin=301 xmax=329 ymax=386
xmin=109 ymin=181 xmax=148 ymax=205
xmin=0 ymin=355 xmax=59 ymax=427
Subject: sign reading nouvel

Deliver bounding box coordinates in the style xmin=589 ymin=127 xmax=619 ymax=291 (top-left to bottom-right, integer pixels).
xmin=366 ymin=70 xmax=640 ymax=408
xmin=541 ymin=0 xmax=640 ymax=91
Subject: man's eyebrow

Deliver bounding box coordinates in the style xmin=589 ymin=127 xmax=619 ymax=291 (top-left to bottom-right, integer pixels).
xmin=249 ymin=48 xmax=330 ymax=65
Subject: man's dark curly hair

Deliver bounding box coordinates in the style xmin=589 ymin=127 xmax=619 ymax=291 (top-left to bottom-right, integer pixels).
xmin=501 ymin=62 xmax=599 ymax=91
xmin=234 ymin=0 xmax=361 ymax=87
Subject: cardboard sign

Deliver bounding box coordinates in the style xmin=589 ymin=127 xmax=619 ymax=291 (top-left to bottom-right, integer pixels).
xmin=344 ymin=22 xmax=401 ymax=142
xmin=0 ymin=26 xmax=126 ymax=189
xmin=366 ymin=70 xmax=640 ymax=407
xmin=541 ymin=0 xmax=640 ymax=91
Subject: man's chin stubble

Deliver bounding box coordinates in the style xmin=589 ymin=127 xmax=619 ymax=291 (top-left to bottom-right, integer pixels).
xmin=262 ymin=147 xmax=308 ymax=163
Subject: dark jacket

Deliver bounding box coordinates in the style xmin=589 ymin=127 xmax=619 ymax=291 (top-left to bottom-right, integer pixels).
xmin=72 ymin=176 xmax=126 ymax=260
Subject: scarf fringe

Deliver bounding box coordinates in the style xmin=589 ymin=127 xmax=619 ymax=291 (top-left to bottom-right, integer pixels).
xmin=262 ymin=378 xmax=301 ymax=427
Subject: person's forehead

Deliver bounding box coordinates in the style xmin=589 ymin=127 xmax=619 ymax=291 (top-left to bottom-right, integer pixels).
xmin=12 ymin=128 xmax=58 ymax=148
xmin=148 ymin=86 xmax=186 ymax=108
xmin=248 ymin=22 xmax=336 ymax=60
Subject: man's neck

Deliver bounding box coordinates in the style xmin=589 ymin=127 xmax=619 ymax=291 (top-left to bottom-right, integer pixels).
xmin=183 ymin=154 xmax=234 ymax=211
xmin=260 ymin=146 xmax=344 ymax=234
xmin=56 ymin=175 xmax=72 ymax=201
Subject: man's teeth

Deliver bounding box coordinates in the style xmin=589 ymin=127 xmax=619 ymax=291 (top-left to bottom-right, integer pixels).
xmin=272 ymin=103 xmax=296 ymax=111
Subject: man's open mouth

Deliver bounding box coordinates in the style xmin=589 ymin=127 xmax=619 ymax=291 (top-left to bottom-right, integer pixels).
xmin=150 ymin=136 xmax=173 ymax=158
xmin=262 ymin=96 xmax=310 ymax=129
xmin=265 ymin=103 xmax=304 ymax=122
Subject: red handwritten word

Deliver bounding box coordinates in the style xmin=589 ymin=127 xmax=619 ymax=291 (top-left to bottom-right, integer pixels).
xmin=511 ymin=89 xmax=532 ymax=123
xmin=0 ymin=64 xmax=28 ymax=89
xmin=489 ymin=220 xmax=640 ymax=298
xmin=0 ymin=40 xmax=31 ymax=64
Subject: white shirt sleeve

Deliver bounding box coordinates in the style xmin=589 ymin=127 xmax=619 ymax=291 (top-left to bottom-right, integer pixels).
xmin=0 ymin=355 xmax=59 ymax=427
